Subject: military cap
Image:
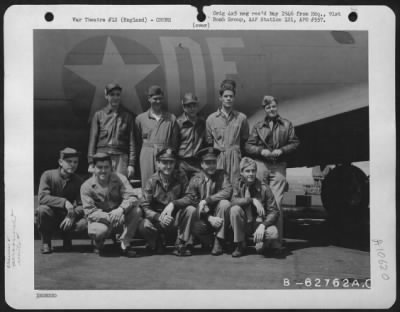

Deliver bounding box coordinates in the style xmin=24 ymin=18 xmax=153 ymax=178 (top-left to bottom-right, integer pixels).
xmin=181 ymin=92 xmax=199 ymax=105
xmin=59 ymin=147 xmax=80 ymax=159
xmin=262 ymin=95 xmax=278 ymax=106
xmin=196 ymin=147 xmax=220 ymax=161
xmin=92 ymin=152 xmax=111 ymax=163
xmin=105 ymin=83 xmax=122 ymax=95
xmin=240 ymin=157 xmax=257 ymax=172
xmin=156 ymin=148 xmax=177 ymax=161
xmin=147 ymin=85 xmax=164 ymax=97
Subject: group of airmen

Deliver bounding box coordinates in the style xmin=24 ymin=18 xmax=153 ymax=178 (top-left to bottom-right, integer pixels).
xmin=36 ymin=79 xmax=300 ymax=259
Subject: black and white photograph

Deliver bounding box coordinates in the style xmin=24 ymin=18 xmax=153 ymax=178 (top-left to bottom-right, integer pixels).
xmin=4 ymin=4 xmax=396 ymax=309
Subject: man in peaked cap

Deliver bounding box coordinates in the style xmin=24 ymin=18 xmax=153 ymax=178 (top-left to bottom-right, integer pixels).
xmin=176 ymin=92 xmax=207 ymax=180
xmin=135 ymin=85 xmax=180 ymax=189
xmin=229 ymin=157 xmax=285 ymax=258
xmin=88 ymin=83 xmax=137 ymax=179
xmin=185 ymin=147 xmax=233 ymax=256
xmin=80 ymin=152 xmax=142 ymax=257
xmin=245 ymin=95 xmax=300 ymax=245
xmin=36 ymin=147 xmax=87 ymax=254
xmin=138 ymin=147 xmax=196 ymax=256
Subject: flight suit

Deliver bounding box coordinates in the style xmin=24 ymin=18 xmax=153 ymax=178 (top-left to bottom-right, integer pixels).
xmin=185 ymin=169 xmax=233 ymax=245
xmin=37 ymin=169 xmax=87 ymax=242
xmin=206 ymin=109 xmax=249 ymax=184
xmin=135 ymin=110 xmax=180 ymax=188
xmin=245 ymin=115 xmax=300 ymax=243
xmin=138 ymin=170 xmax=195 ymax=248
xmin=230 ymin=176 xmax=280 ymax=252
xmin=80 ymin=172 xmax=141 ymax=247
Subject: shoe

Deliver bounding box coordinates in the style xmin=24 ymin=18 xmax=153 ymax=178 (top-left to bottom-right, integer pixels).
xmin=121 ymin=246 xmax=137 ymax=258
xmin=173 ymin=244 xmax=192 ymax=257
xmin=265 ymin=246 xmax=287 ymax=259
xmin=62 ymin=239 xmax=72 ymax=251
xmin=156 ymin=242 xmax=166 ymax=255
xmin=211 ymin=237 xmax=223 ymax=256
xmin=41 ymin=243 xmax=52 ymax=254
xmin=232 ymin=242 xmax=245 ymax=258
xmin=93 ymin=247 xmax=106 ymax=256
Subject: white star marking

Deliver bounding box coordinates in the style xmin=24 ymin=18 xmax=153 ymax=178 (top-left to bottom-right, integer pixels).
xmin=64 ymin=37 xmax=159 ymax=120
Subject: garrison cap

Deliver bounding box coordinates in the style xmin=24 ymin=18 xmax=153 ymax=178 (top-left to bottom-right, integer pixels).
xmin=156 ymin=148 xmax=177 ymax=161
xmin=92 ymin=152 xmax=111 ymax=163
xmin=197 ymin=147 xmax=220 ymax=161
xmin=147 ymin=85 xmax=164 ymax=97
xmin=240 ymin=157 xmax=257 ymax=172
xmin=262 ymin=95 xmax=278 ymax=106
xmin=59 ymin=147 xmax=80 ymax=160
xmin=181 ymin=93 xmax=199 ymax=105
xmin=105 ymin=83 xmax=122 ymax=95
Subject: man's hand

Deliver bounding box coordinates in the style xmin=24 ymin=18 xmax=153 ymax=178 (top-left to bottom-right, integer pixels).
xmin=65 ymin=200 xmax=74 ymax=210
xmin=198 ymin=200 xmax=209 ymax=214
xmin=160 ymin=203 xmax=174 ymax=221
xmin=159 ymin=214 xmax=174 ymax=228
xmin=65 ymin=200 xmax=76 ymax=219
xmin=109 ymin=207 xmax=124 ymax=227
xmin=88 ymin=164 xmax=95 ymax=173
xmin=143 ymin=219 xmax=157 ymax=232
xmin=127 ymin=166 xmax=135 ymax=179
xmin=59 ymin=217 xmax=73 ymax=231
xmin=253 ymin=224 xmax=266 ymax=244
xmin=261 ymin=149 xmax=272 ymax=159
xmin=208 ymin=216 xmax=223 ymax=229
xmin=252 ymin=198 xmax=265 ymax=218
xmin=270 ymin=149 xmax=283 ymax=159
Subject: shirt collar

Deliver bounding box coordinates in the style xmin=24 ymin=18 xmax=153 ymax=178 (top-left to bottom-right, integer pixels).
xmin=90 ymin=172 xmax=119 ymax=188
xmin=264 ymin=114 xmax=283 ymax=125
xmin=239 ymin=176 xmax=261 ymax=191
xmin=147 ymin=109 xmax=168 ymax=120
xmin=178 ymin=113 xmax=198 ymax=125
xmin=216 ymin=108 xmax=237 ymax=119
xmin=103 ymin=104 xmax=123 ymax=114
xmin=58 ymin=168 xmax=72 ymax=182
xmin=153 ymin=170 xmax=179 ymax=184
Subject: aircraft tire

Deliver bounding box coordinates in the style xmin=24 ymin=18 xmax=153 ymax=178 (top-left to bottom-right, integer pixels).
xmin=321 ymin=164 xmax=369 ymax=250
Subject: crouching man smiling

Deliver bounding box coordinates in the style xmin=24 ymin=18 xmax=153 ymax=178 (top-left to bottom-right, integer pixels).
xmin=230 ymin=157 xmax=286 ymax=258
xmin=80 ymin=152 xmax=142 ymax=257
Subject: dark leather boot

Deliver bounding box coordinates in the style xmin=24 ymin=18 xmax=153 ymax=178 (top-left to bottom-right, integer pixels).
xmin=211 ymin=237 xmax=223 ymax=256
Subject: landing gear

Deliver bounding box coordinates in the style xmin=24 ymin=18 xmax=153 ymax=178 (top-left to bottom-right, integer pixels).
xmin=321 ymin=164 xmax=369 ymax=250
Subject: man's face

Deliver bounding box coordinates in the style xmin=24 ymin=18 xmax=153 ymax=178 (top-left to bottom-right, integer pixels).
xmin=219 ymin=90 xmax=235 ymax=109
xmin=201 ymin=159 xmax=217 ymax=176
xmin=241 ymin=166 xmax=257 ymax=184
xmin=157 ymin=159 xmax=176 ymax=176
xmin=148 ymin=94 xmax=164 ymax=111
xmin=182 ymin=102 xmax=199 ymax=119
xmin=59 ymin=157 xmax=79 ymax=175
xmin=94 ymin=160 xmax=112 ymax=182
xmin=264 ymin=100 xmax=278 ymax=119
xmin=105 ymin=89 xmax=122 ymax=108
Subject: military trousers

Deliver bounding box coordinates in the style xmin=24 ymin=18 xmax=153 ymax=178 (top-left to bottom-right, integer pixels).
xmin=36 ymin=205 xmax=87 ymax=243
xmin=138 ymin=205 xmax=196 ymax=248
xmin=87 ymin=206 xmax=142 ymax=248
xmin=255 ymin=160 xmax=287 ymax=244
xmin=229 ymin=205 xmax=279 ymax=252
xmin=192 ymin=199 xmax=231 ymax=246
